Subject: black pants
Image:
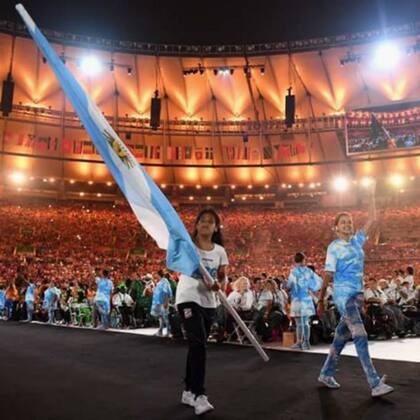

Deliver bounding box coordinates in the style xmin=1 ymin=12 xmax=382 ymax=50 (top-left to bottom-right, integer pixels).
xmin=178 ymin=302 xmax=215 ymax=396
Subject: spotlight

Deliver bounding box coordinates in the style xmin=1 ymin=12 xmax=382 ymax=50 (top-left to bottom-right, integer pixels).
xmin=259 ymin=195 xmax=264 ymax=200
xmin=179 ymin=184 xmax=184 ymax=189
xmin=247 ymin=185 xmax=253 ymax=189
xmin=161 ymin=183 xmax=167 ymax=189
xmin=49 ymin=177 xmax=55 ymax=183
xmin=196 ymin=184 xmax=202 ymax=190
xmin=69 ymin=179 xmax=75 ymax=184
xmin=88 ymin=180 xmax=93 ymax=185
xmin=231 ymin=185 xmax=236 ymax=189
xmin=127 ymin=67 xmax=133 ymax=76
xmin=80 ymin=56 xmax=102 ymax=77
xmin=189 ymin=196 xmax=194 ymax=201
xmin=372 ymin=42 xmax=401 ymax=70
xmin=298 ymin=183 xmax=304 ymax=188
xmin=360 ymin=177 xmax=374 ymax=188
xmin=97 ymin=193 xmax=102 ymax=197
xmin=389 ymin=174 xmax=405 ymax=188
xmin=206 ymin=196 xmax=211 ymax=201
xmin=264 ymin=184 xmax=269 ymax=189
xmin=333 ymin=176 xmax=350 ymax=192
xmin=281 ymin=183 xmax=287 ymax=188
xmin=79 ymin=192 xmax=85 ymax=197
xmin=213 ymin=185 xmax=219 ymax=189
xmin=106 ymin=181 xmax=113 ymax=186
xmin=9 ymin=172 xmax=26 ymax=185
xmin=309 ymin=182 xmax=316 ymax=189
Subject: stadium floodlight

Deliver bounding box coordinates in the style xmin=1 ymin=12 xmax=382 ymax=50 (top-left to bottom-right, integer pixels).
xmin=80 ymin=56 xmax=102 ymax=77
xmin=9 ymin=171 xmax=26 ymax=185
xmin=332 ymin=176 xmax=350 ymax=192
xmin=389 ymin=174 xmax=405 ymax=188
xmin=372 ymin=42 xmax=401 ymax=70
xmin=360 ymin=177 xmax=375 ymax=188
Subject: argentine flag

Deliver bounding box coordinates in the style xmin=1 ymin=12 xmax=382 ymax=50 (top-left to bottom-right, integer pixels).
xmin=16 ymin=4 xmax=200 ymax=276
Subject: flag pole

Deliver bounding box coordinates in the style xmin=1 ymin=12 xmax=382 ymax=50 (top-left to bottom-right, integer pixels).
xmin=199 ymin=263 xmax=270 ymax=362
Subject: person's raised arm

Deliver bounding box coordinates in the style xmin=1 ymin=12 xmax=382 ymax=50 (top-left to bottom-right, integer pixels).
xmin=362 ymin=181 xmax=377 ymax=239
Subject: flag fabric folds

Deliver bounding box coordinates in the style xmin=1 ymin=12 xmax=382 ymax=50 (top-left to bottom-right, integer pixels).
xmin=16 ymin=4 xmax=200 ymax=276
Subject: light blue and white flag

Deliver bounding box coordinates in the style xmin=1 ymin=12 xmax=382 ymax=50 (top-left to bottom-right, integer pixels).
xmin=16 ymin=4 xmax=200 ymax=276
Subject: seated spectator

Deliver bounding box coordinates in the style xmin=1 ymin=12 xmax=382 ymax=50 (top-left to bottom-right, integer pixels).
xmin=225 ymin=276 xmax=255 ymax=336
xmin=112 ymin=284 xmax=135 ymax=328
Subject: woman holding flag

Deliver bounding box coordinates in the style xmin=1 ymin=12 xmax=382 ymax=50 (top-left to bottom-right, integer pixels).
xmin=176 ymin=208 xmax=229 ymax=416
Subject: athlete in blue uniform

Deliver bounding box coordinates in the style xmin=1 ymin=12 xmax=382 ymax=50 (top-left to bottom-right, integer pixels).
xmin=24 ymin=280 xmax=37 ymax=322
xmin=317 ymin=181 xmax=394 ymax=397
xmin=94 ymin=269 xmax=114 ymax=329
xmin=287 ymin=253 xmax=322 ymax=350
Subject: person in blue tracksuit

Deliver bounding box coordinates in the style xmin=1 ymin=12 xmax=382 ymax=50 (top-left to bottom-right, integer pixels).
xmin=24 ymin=280 xmax=37 ymax=322
xmin=43 ymin=280 xmax=61 ymax=324
xmin=317 ymin=181 xmax=394 ymax=397
xmin=94 ymin=269 xmax=114 ymax=329
xmin=287 ymin=252 xmax=322 ymax=350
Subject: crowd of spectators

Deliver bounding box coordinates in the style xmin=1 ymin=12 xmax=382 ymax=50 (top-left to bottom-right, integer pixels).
xmin=0 ymin=200 xmax=419 ymax=344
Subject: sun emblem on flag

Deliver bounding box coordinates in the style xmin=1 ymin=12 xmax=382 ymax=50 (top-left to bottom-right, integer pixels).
xmin=103 ymin=130 xmax=134 ymax=168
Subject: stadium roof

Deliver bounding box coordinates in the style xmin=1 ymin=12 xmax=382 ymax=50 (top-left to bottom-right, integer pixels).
xmin=0 ymin=0 xmax=419 ymax=46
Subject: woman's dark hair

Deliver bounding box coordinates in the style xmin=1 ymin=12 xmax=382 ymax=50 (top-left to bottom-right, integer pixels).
xmin=334 ymin=212 xmax=352 ymax=226
xmin=192 ymin=207 xmax=224 ymax=246
xmin=294 ymin=252 xmax=305 ymax=263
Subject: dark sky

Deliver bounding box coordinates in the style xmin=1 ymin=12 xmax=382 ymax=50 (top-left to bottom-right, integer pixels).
xmin=1 ymin=0 xmax=419 ymax=45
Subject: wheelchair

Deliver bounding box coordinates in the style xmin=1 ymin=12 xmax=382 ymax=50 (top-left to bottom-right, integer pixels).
xmin=110 ymin=306 xmax=123 ymax=329
xmin=364 ymin=303 xmax=394 ymax=339
xmin=69 ymin=302 xmax=93 ymax=327
xmin=401 ymin=305 xmax=420 ymax=336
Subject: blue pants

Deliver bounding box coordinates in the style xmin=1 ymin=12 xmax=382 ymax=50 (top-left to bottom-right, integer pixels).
xmin=320 ymin=294 xmax=380 ymax=388
xmin=95 ymin=301 xmax=110 ymax=329
xmin=48 ymin=307 xmax=56 ymax=324
xmin=152 ymin=304 xmax=170 ymax=334
xmin=26 ymin=301 xmax=34 ymax=321
xmin=5 ymin=299 xmax=14 ymax=320
xmin=295 ymin=316 xmax=310 ymax=347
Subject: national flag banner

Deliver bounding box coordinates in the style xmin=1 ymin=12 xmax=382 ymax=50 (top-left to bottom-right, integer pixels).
xmin=195 ymin=147 xmax=203 ymax=160
xmin=16 ymin=4 xmax=200 ymax=276
xmin=166 ymin=145 xmax=174 ymax=160
xmin=61 ymin=138 xmax=72 ymax=154
xmin=296 ymin=143 xmax=306 ymax=154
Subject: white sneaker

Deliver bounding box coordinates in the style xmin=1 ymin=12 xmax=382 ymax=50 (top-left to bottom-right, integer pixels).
xmin=194 ymin=395 xmax=214 ymax=416
xmin=181 ymin=390 xmax=195 ymax=407
xmin=318 ymin=375 xmax=341 ymax=389
xmin=371 ymin=376 xmax=394 ymax=397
